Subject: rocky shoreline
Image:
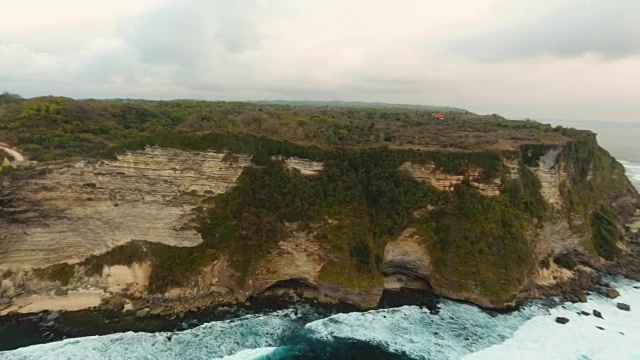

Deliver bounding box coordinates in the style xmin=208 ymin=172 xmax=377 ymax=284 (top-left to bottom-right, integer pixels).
xmin=1 ymin=273 xmax=635 ymax=353
xmin=0 ymin=287 xmax=437 ymax=352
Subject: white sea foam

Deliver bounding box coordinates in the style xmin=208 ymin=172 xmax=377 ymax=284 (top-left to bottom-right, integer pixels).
xmin=620 ymin=160 xmax=640 ymax=190
xmin=305 ymin=301 xmax=542 ymax=359
xmin=0 ymin=310 xmax=300 ymax=360
xmin=1 ymin=280 xmax=638 ymax=360
xmin=465 ymin=278 xmax=640 ymax=360
xmin=303 ymin=278 xmax=640 ymax=359
xmin=220 ymin=347 xmax=278 ymax=360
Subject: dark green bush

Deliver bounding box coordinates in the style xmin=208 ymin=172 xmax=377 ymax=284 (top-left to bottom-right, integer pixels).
xmin=33 ymin=263 xmax=75 ymax=286
xmin=591 ymin=205 xmax=622 ymax=260
xmin=553 ymin=253 xmax=577 ymax=270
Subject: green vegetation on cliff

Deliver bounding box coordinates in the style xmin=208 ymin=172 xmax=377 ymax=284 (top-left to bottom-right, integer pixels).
xmin=4 ymin=95 xmax=635 ymax=305
xmin=0 ymin=96 xmax=566 ymax=161
xmin=79 ymin=138 xmax=544 ymax=302
xmin=417 ymin=159 xmax=547 ymax=303
xmin=517 ymin=131 xmax=631 ymax=260
xmin=557 ymin=131 xmax=629 ymax=258
xmin=590 ymin=205 xmax=623 ymax=260
xmin=33 ymin=263 xmax=75 ymax=286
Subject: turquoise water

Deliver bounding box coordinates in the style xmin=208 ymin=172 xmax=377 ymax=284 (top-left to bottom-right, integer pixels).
xmin=1 ymin=278 xmax=638 ymax=360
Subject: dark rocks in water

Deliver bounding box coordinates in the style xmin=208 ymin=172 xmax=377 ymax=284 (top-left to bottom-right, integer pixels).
xmin=593 ymin=310 xmax=603 ymax=319
xmin=598 ymin=280 xmax=611 ymax=288
xmin=580 ymin=311 xmax=591 ymax=316
xmin=539 ymin=297 xmax=564 ymax=309
xmin=596 ymin=326 xmax=605 ymax=331
xmin=555 ymin=317 xmax=570 ymax=324
xmin=616 ymin=303 xmax=631 ymax=311
xmin=567 ymin=290 xmax=587 ymax=303
xmin=606 ymin=288 xmax=620 ymax=299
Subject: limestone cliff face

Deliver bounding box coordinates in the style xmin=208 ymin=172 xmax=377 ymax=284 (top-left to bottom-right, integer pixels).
xmin=0 ymin=148 xmax=250 ymax=269
xmin=1 ymin=142 xmax=639 ymax=316
xmin=382 ymin=228 xmax=512 ymax=309
xmin=400 ymin=162 xmax=501 ymax=196
xmin=382 ymin=229 xmax=431 ymax=283
xmin=250 ymin=226 xmax=323 ymax=294
xmin=530 ymin=147 xmax=564 ymax=209
xmin=272 ymin=156 xmax=324 ymax=175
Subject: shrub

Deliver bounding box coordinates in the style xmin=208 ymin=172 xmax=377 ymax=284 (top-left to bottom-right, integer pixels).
xmin=540 ymin=257 xmax=551 ymax=269
xmin=33 ymin=263 xmax=76 ymax=286
xmin=591 ymin=205 xmax=622 ymax=260
xmin=553 ymin=253 xmax=577 ymax=270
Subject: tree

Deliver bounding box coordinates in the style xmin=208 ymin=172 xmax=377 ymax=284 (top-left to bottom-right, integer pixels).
xmin=0 ymin=92 xmax=23 ymax=104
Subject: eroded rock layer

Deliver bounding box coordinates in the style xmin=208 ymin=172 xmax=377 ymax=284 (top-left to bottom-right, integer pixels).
xmin=0 ymin=144 xmax=639 ymax=316
xmin=400 ymin=162 xmax=501 ymax=196
xmin=0 ymin=148 xmax=251 ymax=268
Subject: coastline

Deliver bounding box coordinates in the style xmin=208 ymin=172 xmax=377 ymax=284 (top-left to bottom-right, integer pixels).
xmin=0 ymin=287 xmax=442 ymax=352
xmin=1 ymin=276 xmax=637 ymax=358
xmin=0 ymin=291 xmax=367 ymax=352
xmin=0 ymin=278 xmax=616 ymax=352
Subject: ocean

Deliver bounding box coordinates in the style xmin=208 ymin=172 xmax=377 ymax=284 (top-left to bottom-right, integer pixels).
xmin=0 ymin=278 xmax=638 ymax=360
xmin=550 ymin=119 xmax=640 ymax=190
xmin=1 ymin=120 xmax=639 ymax=360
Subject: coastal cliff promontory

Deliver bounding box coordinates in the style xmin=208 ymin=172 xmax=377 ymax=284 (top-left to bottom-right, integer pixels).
xmin=1 ymin=97 xmax=639 ymax=316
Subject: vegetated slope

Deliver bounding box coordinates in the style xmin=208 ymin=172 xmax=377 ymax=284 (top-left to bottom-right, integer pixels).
xmin=0 ymin=94 xmax=638 ymax=310
xmin=0 ymin=95 xmax=566 ymax=161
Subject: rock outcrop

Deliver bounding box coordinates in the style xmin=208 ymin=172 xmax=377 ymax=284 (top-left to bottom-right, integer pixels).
xmin=530 ymin=147 xmax=563 ymax=209
xmin=400 ymin=162 xmax=501 ymax=196
xmin=617 ymin=303 xmax=631 ymax=311
xmin=0 ymin=148 xmax=250 ymax=269
xmin=250 ymin=226 xmax=324 ymax=296
xmin=382 ymin=228 xmax=432 ymax=290
xmin=606 ymin=288 xmax=620 ymax=299
xmin=273 ymin=156 xmax=324 ymax=175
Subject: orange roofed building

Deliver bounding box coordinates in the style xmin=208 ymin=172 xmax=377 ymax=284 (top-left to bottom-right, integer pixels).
xmin=433 ymin=113 xmax=446 ymax=120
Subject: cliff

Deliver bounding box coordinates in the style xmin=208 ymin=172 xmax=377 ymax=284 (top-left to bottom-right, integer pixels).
xmin=0 ymin=148 xmax=251 ymax=268
xmin=0 ymin=98 xmax=639 ymax=317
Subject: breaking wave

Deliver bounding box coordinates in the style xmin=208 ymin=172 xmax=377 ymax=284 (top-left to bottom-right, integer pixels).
xmin=1 ymin=277 xmax=638 ymax=360
xmin=620 ymin=160 xmax=640 ymax=191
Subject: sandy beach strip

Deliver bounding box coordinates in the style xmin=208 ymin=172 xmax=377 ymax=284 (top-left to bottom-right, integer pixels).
xmin=0 ymin=290 xmax=105 ymax=316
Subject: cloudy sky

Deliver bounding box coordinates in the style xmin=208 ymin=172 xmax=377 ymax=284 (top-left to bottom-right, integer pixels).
xmin=1 ymin=0 xmax=638 ymax=120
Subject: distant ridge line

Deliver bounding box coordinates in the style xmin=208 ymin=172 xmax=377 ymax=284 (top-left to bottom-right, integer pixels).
xmin=250 ymin=100 xmax=469 ymax=112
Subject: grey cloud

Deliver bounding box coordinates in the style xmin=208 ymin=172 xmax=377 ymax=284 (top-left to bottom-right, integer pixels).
xmin=120 ymin=0 xmax=262 ymax=68
xmin=454 ymin=0 xmax=640 ymax=61
xmin=120 ymin=4 xmax=210 ymax=67
xmin=212 ymin=1 xmax=261 ymax=53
